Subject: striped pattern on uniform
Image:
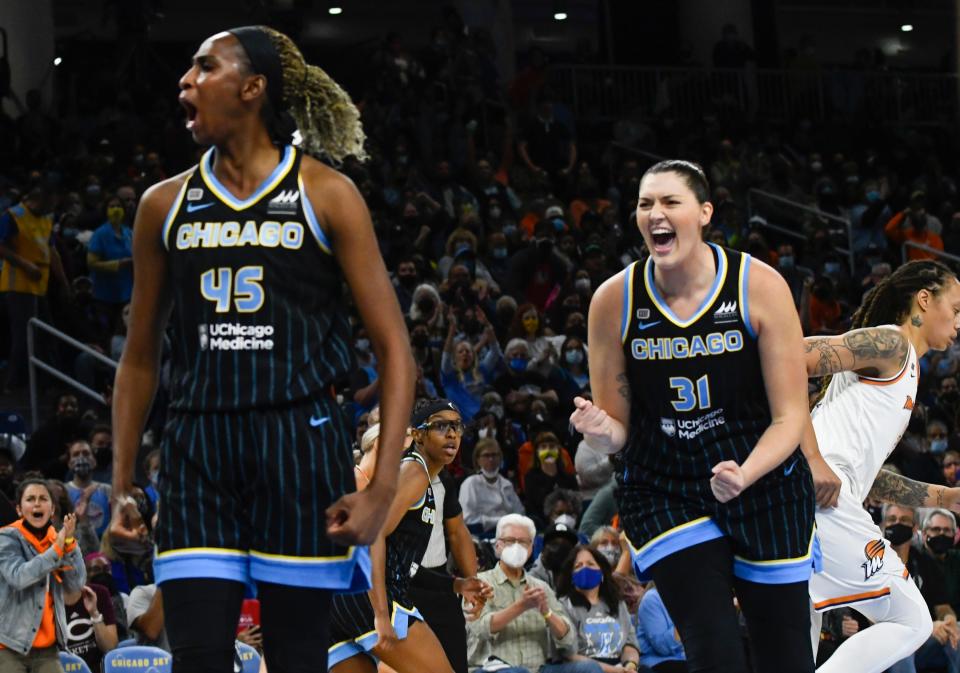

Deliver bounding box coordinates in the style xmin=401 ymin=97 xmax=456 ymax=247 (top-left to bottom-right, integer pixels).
xmin=617 ymin=244 xmax=815 ymax=573
xmin=328 ymin=447 xmax=434 ymax=648
xmin=162 ymin=144 xmax=353 ymax=412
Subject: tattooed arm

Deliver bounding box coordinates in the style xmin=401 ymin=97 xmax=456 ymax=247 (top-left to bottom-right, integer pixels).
xmin=804 ymin=327 xmax=909 ymax=379
xmin=868 ymin=469 xmax=960 ymax=511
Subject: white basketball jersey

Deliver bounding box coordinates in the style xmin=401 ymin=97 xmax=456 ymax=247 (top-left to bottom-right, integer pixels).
xmin=811 ymin=327 xmax=918 ymax=503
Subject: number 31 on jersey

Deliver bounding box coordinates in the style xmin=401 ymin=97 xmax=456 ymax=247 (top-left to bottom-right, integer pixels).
xmin=669 ymin=375 xmax=711 ymax=412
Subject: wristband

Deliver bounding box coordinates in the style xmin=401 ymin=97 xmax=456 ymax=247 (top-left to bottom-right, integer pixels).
xmin=542 ymin=609 xmax=553 ymax=620
xmin=90 ymin=613 xmax=104 ymax=625
xmin=64 ymin=537 xmax=75 ymax=545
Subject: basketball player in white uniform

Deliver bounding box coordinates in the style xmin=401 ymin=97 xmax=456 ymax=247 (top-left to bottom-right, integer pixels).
xmin=801 ymin=261 xmax=960 ymax=672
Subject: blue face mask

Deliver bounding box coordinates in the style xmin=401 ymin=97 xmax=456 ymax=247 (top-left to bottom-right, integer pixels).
xmin=824 ymin=262 xmax=842 ymax=277
xmin=572 ymin=566 xmax=603 ymax=590
xmin=493 ymin=247 xmax=508 ymax=259
xmin=503 ymin=224 xmax=519 ymax=238
xmin=866 ymin=190 xmax=881 ymax=203
xmin=779 ymin=255 xmax=795 ymax=270
xmin=509 ymin=357 xmax=528 ymax=373
xmin=931 ymin=438 xmax=949 ymax=454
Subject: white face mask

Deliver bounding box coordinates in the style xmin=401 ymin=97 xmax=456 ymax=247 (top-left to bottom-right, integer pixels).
xmin=554 ymin=514 xmax=577 ymax=530
xmin=481 ymin=467 xmax=500 ymax=479
xmin=478 ymin=427 xmax=497 ymax=439
xmin=597 ymin=544 xmax=620 ymax=567
xmin=499 ymin=542 xmax=529 ymax=569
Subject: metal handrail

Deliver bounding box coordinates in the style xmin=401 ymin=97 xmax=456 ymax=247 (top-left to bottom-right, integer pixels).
xmin=746 ymin=188 xmax=855 ymax=273
xmin=27 ymin=318 xmax=117 ymax=429
xmin=901 ymin=242 xmax=960 ymax=266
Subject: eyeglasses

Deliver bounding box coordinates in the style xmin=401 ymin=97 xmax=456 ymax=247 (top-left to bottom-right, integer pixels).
xmin=499 ymin=536 xmax=532 ymax=546
xmin=926 ymin=526 xmax=954 ymax=536
xmin=420 ymin=420 xmax=465 ymax=435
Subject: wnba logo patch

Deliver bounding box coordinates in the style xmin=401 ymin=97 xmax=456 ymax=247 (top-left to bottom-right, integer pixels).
xmin=861 ymin=539 xmax=885 ymax=580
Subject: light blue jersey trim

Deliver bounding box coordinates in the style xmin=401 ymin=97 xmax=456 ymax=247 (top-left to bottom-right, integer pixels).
xmin=199 ymin=145 xmax=294 ymax=211
xmin=249 ymin=545 xmax=371 ymax=591
xmin=327 ymin=602 xmax=422 ymax=668
xmin=620 ymin=262 xmax=636 ymax=344
xmin=739 ymin=253 xmax=757 ymax=339
xmin=298 ymin=174 xmax=332 ymax=255
xmin=154 ymin=548 xmax=249 ymax=584
xmin=161 ymin=177 xmax=192 ymax=250
xmin=733 ymin=531 xmax=821 ymax=584
xmin=627 ymin=517 xmax=725 ymax=580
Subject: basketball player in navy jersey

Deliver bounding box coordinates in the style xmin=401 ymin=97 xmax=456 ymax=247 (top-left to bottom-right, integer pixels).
xmin=110 ymin=26 xmax=415 ymax=673
xmin=571 ymin=160 xmax=824 ymax=673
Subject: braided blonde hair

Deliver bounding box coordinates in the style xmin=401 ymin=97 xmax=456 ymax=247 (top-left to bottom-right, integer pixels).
xmin=259 ymin=27 xmax=367 ymax=163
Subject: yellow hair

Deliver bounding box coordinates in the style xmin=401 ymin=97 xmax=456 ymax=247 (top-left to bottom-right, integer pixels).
xmin=262 ymin=27 xmax=367 ymax=163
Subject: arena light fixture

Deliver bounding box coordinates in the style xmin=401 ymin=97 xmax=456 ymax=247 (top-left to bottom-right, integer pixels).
xmin=900 ymin=24 xmax=913 ymax=32
xmin=53 ymin=57 xmax=62 ymax=66
xmin=554 ymin=12 xmax=568 ymax=20
xmin=328 ymin=6 xmax=342 ymax=15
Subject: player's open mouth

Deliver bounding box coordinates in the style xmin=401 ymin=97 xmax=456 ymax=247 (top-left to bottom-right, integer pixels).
xmin=180 ymin=99 xmax=198 ymax=130
xmin=650 ymin=228 xmax=676 ymax=253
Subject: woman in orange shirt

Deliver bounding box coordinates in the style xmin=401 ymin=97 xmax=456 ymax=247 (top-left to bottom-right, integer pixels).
xmin=0 ymin=478 xmax=86 ymax=672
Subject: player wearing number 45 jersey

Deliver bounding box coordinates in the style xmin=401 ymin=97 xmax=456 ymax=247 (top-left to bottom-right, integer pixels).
xmin=571 ymin=160 xmax=828 ymax=673
xmin=802 ymin=260 xmax=960 ymax=673
xmin=110 ymin=26 xmax=415 ymax=673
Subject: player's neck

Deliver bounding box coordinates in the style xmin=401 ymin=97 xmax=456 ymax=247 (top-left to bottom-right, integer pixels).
xmin=895 ymin=542 xmax=911 ymax=565
xmin=898 ymin=320 xmax=930 ymax=359
xmin=653 ymin=242 xmax=715 ymax=301
xmin=417 ymin=447 xmax=446 ymax=478
xmin=211 ymin=129 xmax=283 ymax=199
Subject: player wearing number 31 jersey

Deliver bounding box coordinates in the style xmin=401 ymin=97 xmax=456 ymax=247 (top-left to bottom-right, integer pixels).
xmin=110 ymin=25 xmax=415 ymax=673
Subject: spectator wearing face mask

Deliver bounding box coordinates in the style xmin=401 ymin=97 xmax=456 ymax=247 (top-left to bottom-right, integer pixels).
xmin=65 ymin=440 xmax=112 ymax=546
xmin=460 ymin=439 xmax=525 ymax=537
xmin=884 ymin=191 xmax=945 ymax=261
xmin=84 ymin=552 xmax=129 ymax=641
xmin=899 ymin=420 xmax=953 ymax=485
xmin=555 ymin=545 xmax=642 ymax=673
xmin=775 ymin=243 xmax=814 ymax=308
xmin=86 ymin=194 xmax=133 ymax=335
xmin=524 ymin=435 xmax=578 ymax=522
xmin=589 ymin=527 xmax=624 ymax=571
xmin=559 ymin=337 xmax=589 ymax=392
xmin=466 ymin=514 xmax=578 ymax=673
xmin=88 ymin=425 xmax=113 ymax=485
xmin=922 ymin=509 xmax=960 ymax=617
xmin=529 ymin=521 xmax=580 ymax=590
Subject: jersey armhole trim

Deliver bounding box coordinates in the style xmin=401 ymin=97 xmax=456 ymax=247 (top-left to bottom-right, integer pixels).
xmin=738 ymin=253 xmax=758 ymax=339
xmin=620 ymin=262 xmax=636 ymax=345
xmin=298 ymin=174 xmax=333 ymax=255
xmin=857 ymin=345 xmax=912 ymax=385
xmin=161 ymin=177 xmax=193 ymax=251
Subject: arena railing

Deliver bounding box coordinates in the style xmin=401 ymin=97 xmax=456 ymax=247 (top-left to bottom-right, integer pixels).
xmin=901 ymin=241 xmax=960 ymax=267
xmin=746 ymin=188 xmax=855 ymax=273
xmin=549 ymin=65 xmax=958 ymax=124
xmin=27 ymin=318 xmax=116 ymax=429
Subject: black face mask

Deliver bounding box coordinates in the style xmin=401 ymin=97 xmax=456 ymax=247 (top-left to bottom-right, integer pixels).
xmin=89 ymin=572 xmax=118 ymax=595
xmin=927 ymin=534 xmax=954 ymax=555
xmin=885 ymin=523 xmax=914 ymax=546
xmin=411 ymin=333 xmax=430 ymax=349
xmin=417 ymin=298 xmax=436 ymax=314
xmin=398 ymin=275 xmax=418 ymax=289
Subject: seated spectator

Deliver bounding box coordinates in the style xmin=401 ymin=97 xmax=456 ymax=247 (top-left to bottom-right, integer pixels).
xmin=815 ymin=607 xmax=871 ymax=667
xmin=899 ymin=420 xmax=950 ymax=485
xmin=65 ymin=439 xmax=112 ymax=543
xmin=636 ymin=585 xmax=687 ymax=673
xmin=529 ymin=520 xmax=580 ymax=589
xmin=127 ymin=583 xmax=169 ymax=652
xmin=441 ymin=309 xmax=503 ymax=421
xmin=523 ymin=433 xmax=578 ymax=519
xmin=942 ymin=450 xmax=960 ymax=488
xmin=0 ymin=479 xmax=86 ymax=668
xmin=558 ymin=336 xmax=589 ymax=393
xmin=884 ymin=190 xmax=945 ymax=261
xmin=589 ymin=527 xmax=624 ymax=570
xmin=495 ymin=341 xmax=561 ymax=416
xmin=84 ymin=551 xmax=129 ymax=640
xmin=556 ymin=545 xmax=642 ymax=672
xmin=466 ymin=514 xmax=578 ymax=673
xmin=884 ymin=504 xmax=960 ymax=673
xmin=921 ymin=508 xmax=960 ymax=617
xmin=460 ymin=438 xmax=525 ymax=537
xmin=64 ymin=583 xmax=119 ymax=671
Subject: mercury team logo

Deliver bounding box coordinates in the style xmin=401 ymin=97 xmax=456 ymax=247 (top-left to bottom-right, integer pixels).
xmin=660 ymin=417 xmax=676 ymax=438
xmin=861 ymin=539 xmax=885 ymax=580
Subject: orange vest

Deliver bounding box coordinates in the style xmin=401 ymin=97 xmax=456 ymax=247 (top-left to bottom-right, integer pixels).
xmin=0 ymin=204 xmax=53 ymax=295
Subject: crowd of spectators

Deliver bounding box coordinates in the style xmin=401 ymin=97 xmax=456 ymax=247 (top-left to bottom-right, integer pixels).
xmin=2 ymin=6 xmax=960 ymax=673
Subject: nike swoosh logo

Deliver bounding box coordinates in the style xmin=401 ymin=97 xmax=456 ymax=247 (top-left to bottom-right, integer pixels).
xmin=186 ymin=202 xmax=214 ymax=213
xmin=637 ymin=321 xmax=661 ymax=331
xmin=784 ymin=459 xmax=798 ymax=476
xmin=309 ymin=415 xmax=330 ymax=427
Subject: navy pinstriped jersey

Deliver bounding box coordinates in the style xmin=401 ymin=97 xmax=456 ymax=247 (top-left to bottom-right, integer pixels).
xmin=618 ymin=243 xmax=814 ymax=559
xmin=161 ymin=145 xmax=352 ymax=411
xmin=387 ymin=448 xmax=436 ymax=605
